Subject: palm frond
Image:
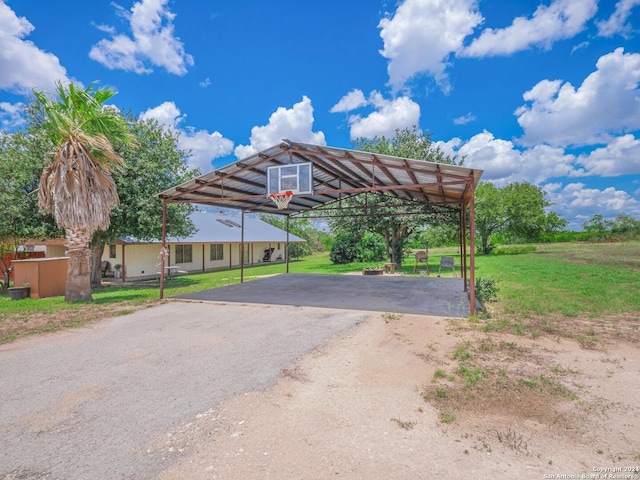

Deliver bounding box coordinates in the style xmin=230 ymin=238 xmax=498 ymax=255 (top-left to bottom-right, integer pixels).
xmin=34 ymin=81 xmax=134 ymax=236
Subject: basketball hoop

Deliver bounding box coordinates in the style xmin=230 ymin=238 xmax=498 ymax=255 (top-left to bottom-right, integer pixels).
xmin=269 ymin=191 xmax=293 ymax=210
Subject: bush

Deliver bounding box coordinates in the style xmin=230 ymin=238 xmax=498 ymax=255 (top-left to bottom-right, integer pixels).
xmin=330 ymin=232 xmax=359 ymax=264
xmin=355 ymin=232 xmax=387 ymax=262
xmin=476 ymin=277 xmax=499 ymax=302
xmin=492 ymin=245 xmax=536 ymax=255
xmin=330 ymin=231 xmax=388 ymax=264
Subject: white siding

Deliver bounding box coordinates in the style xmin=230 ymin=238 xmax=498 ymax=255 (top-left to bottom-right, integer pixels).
xmin=101 ymin=241 xmax=290 ymax=280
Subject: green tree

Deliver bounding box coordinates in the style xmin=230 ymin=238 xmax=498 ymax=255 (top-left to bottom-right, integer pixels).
xmin=0 ymin=130 xmax=60 ymax=289
xmin=89 ymin=116 xmax=199 ymax=286
xmin=259 ymin=215 xmax=331 ymax=257
xmin=473 ymin=182 xmax=505 ymax=254
xmin=0 ymin=130 xmax=59 ymax=249
xmin=611 ymin=214 xmax=640 ymax=237
xmin=31 ymin=81 xmax=135 ymax=302
xmin=331 ymin=126 xmax=459 ymax=266
xmin=474 ymin=181 xmax=567 ymax=253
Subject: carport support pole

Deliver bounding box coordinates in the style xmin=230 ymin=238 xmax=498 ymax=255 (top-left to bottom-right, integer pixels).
xmin=159 ymin=201 xmax=167 ymax=299
xmin=461 ymin=206 xmax=468 ymax=291
xmin=241 ymin=210 xmax=245 ymax=283
xmin=469 ymin=185 xmax=477 ymax=315
xmin=286 ymin=215 xmax=290 ymax=274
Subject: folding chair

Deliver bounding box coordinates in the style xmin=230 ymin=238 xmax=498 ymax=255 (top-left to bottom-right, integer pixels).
xmin=438 ymin=256 xmax=457 ymax=276
xmin=413 ymin=251 xmax=429 ymax=274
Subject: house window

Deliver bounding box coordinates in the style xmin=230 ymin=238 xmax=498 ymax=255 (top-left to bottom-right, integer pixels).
xmin=109 ymin=244 xmax=116 ymax=258
xmin=175 ymin=245 xmax=192 ymax=264
xmin=210 ymin=243 xmax=224 ymax=261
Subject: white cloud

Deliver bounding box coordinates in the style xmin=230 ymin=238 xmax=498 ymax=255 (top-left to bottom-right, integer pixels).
xmin=437 ymin=130 xmax=577 ymax=185
xmin=596 ymin=0 xmax=640 ymax=38
xmin=576 ymin=134 xmax=640 ymax=177
xmin=433 ymin=138 xmax=462 ymax=159
xmin=330 ymin=89 xmax=367 ymax=113
xmin=199 ymin=78 xmax=211 ymax=88
xmin=460 ymin=0 xmax=597 ymax=58
xmin=234 ymin=96 xmax=326 ymax=159
xmin=545 ymin=182 xmax=640 ymax=229
xmin=0 ymin=101 xmax=25 ymax=129
xmin=140 ymin=101 xmax=233 ymax=172
xmin=378 ymin=0 xmax=482 ymax=91
xmin=179 ymin=129 xmax=234 ymax=173
xmin=0 ymin=2 xmax=71 ymax=94
xmin=571 ymin=41 xmax=589 ymax=54
xmin=346 ymin=92 xmax=421 ymax=140
xmin=454 ymin=130 xmax=524 ymax=183
xmin=139 ymin=101 xmax=185 ymax=129
xmin=89 ymin=0 xmax=194 ymax=75
xmin=453 ymin=113 xmax=476 ymax=125
xmin=515 ymin=48 xmax=640 ymax=147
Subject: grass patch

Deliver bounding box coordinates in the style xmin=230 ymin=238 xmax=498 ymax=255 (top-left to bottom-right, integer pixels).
xmin=474 ymin=241 xmax=640 ymax=318
xmin=422 ymin=338 xmax=578 ymax=428
xmin=439 ymin=412 xmax=456 ymax=424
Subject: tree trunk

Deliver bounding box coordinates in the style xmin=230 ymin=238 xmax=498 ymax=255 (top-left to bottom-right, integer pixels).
xmin=65 ymin=228 xmax=93 ymax=302
xmin=90 ymin=231 xmax=107 ymax=288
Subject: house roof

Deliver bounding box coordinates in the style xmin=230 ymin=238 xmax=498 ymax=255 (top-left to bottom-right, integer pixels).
xmin=120 ymin=211 xmax=305 ymax=244
xmin=157 ymin=140 xmax=483 ymax=215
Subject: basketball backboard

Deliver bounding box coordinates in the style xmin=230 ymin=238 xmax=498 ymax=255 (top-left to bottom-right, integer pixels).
xmin=266 ymin=162 xmax=313 ymax=196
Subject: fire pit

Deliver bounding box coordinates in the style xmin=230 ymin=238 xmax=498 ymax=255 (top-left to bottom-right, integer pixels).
xmin=362 ymin=268 xmax=384 ymax=276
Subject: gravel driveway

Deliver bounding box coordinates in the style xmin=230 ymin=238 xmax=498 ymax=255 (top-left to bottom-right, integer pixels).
xmin=0 ymin=301 xmax=367 ymax=480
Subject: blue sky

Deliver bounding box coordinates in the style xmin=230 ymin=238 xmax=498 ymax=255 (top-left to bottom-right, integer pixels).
xmin=1 ymin=0 xmax=640 ymax=229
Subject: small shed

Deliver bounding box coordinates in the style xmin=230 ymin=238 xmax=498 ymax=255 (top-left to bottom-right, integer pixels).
xmin=12 ymin=257 xmax=69 ymax=299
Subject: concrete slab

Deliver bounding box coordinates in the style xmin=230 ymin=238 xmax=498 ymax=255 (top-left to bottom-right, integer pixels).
xmin=177 ymin=273 xmax=470 ymax=317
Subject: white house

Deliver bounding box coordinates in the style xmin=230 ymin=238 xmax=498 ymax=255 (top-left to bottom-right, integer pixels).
xmin=101 ymin=211 xmax=305 ymax=281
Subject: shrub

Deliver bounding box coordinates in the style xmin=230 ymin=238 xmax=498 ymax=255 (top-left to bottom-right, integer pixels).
xmin=354 ymin=232 xmax=386 ymax=262
xmin=476 ymin=277 xmax=499 ymax=302
xmin=329 ymin=232 xmax=359 ymax=264
xmin=330 ymin=231 xmax=388 ymax=264
xmin=492 ymin=245 xmax=536 ymax=255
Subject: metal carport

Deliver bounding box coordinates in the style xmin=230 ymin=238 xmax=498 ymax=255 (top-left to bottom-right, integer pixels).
xmin=157 ymin=140 xmax=483 ymax=314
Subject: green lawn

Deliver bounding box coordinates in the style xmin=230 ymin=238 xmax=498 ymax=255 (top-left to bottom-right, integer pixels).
xmin=1 ymin=242 xmax=639 ymax=344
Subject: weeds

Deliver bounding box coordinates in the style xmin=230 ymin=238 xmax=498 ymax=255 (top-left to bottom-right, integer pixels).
xmin=422 ymin=337 xmax=578 ymax=429
xmin=495 ymin=428 xmax=530 ymax=453
xmin=439 ymin=412 xmax=456 ymax=424
xmin=391 ymin=418 xmax=416 ymax=430
xmin=382 ymin=312 xmax=402 ymax=323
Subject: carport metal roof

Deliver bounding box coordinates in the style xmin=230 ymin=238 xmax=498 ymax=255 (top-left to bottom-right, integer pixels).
xmin=157 ymin=140 xmax=483 ymax=214
xmin=157 ymin=140 xmax=483 ymax=314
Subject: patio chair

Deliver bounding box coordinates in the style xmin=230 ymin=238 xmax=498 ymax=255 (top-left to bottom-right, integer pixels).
xmin=438 ymin=256 xmax=457 ymax=276
xmin=413 ymin=251 xmax=429 ymax=274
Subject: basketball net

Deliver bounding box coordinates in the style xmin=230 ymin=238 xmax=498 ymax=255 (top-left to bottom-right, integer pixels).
xmin=269 ymin=191 xmax=293 ymax=210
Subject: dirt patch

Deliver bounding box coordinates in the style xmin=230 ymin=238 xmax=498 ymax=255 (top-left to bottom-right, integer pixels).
xmin=0 ymin=300 xmax=158 ymax=344
xmin=158 ymin=312 xmax=640 ymax=479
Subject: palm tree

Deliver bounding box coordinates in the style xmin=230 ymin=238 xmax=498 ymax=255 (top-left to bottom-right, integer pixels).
xmin=33 ymin=81 xmax=134 ymax=302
